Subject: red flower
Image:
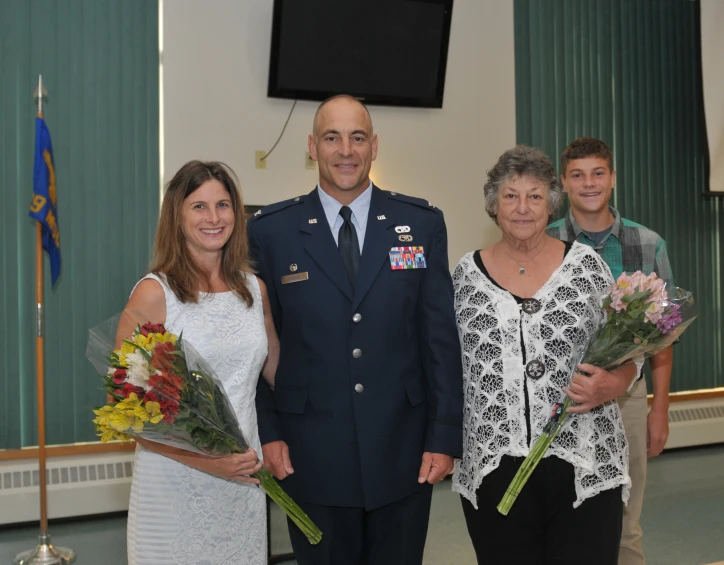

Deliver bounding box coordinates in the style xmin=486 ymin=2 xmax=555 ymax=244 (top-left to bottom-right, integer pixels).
xmin=148 ymin=368 xmax=183 ymax=401
xmin=150 ymin=341 xmax=176 ymax=373
xmin=112 ymin=369 xmax=127 ymax=384
xmin=140 ymin=322 xmax=166 ymax=337
xmin=120 ymin=383 xmax=145 ymax=399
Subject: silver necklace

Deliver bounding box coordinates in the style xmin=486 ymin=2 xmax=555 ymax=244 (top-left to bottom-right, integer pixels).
xmin=506 ymin=238 xmax=547 ymax=275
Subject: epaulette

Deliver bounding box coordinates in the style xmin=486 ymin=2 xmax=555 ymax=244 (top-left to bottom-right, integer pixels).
xmin=247 ymin=195 xmax=305 ymax=222
xmin=386 ymin=190 xmax=441 ymax=213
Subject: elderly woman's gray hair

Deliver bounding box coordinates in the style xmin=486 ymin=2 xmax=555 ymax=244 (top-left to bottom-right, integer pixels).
xmin=484 ymin=145 xmax=563 ymax=224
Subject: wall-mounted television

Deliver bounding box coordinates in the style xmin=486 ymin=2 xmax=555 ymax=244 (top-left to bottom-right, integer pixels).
xmin=267 ymin=0 xmax=455 ymax=109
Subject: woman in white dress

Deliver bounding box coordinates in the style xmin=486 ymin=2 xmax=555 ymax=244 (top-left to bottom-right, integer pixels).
xmin=119 ymin=161 xmax=279 ymax=565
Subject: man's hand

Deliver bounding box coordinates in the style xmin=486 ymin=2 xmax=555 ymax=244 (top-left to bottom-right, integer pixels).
xmin=418 ymin=452 xmax=454 ymax=484
xmin=564 ymin=363 xmax=634 ymax=414
xmin=647 ymin=406 xmax=669 ymax=457
xmin=262 ymin=440 xmax=294 ymax=480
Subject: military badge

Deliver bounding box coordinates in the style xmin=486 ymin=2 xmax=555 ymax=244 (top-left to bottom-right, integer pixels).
xmin=389 ymin=246 xmax=427 ymax=270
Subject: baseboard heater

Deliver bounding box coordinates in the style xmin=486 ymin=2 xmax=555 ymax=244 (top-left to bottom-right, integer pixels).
xmin=0 ymin=452 xmax=135 ymax=525
xmin=2 ymin=397 xmax=723 ymax=525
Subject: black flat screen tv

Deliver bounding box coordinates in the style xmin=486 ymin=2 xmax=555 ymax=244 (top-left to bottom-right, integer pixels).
xmin=267 ymin=0 xmax=454 ymax=108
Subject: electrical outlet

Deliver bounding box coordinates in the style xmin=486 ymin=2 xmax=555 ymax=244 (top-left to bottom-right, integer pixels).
xmin=305 ymin=151 xmax=316 ymax=170
xmin=255 ymin=151 xmax=267 ymax=170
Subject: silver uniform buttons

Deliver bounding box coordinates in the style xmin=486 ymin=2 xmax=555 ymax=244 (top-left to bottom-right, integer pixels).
xmin=352 ymin=348 xmax=362 ymax=358
xmin=352 ymin=313 xmax=362 ymax=322
xmin=354 ymin=383 xmax=364 ymax=393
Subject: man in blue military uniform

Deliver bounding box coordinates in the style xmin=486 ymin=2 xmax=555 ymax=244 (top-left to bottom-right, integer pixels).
xmin=248 ymin=95 xmax=463 ymax=564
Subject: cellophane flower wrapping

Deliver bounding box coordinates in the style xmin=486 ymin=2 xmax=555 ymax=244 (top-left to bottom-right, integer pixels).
xmin=86 ymin=309 xmax=322 ymax=544
xmin=497 ymin=272 xmax=697 ymax=516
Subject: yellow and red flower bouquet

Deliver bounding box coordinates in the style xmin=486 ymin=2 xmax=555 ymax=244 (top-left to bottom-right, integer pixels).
xmin=86 ymin=313 xmax=322 ymax=544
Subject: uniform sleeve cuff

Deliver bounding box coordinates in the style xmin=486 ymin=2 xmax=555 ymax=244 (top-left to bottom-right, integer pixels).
xmin=424 ymin=421 xmax=462 ymax=458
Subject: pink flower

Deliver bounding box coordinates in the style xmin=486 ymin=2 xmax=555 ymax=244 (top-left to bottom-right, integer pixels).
xmin=615 ymin=274 xmax=636 ymax=297
xmin=612 ymin=271 xmax=669 ymax=314
xmin=644 ymin=301 xmax=665 ymax=324
xmin=629 ymin=271 xmax=648 ymax=291
xmin=640 ymin=273 xmax=667 ymax=303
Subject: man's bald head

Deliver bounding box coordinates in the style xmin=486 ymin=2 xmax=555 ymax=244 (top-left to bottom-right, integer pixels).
xmin=307 ymin=93 xmax=378 ymax=203
xmin=312 ymin=94 xmax=373 ymax=137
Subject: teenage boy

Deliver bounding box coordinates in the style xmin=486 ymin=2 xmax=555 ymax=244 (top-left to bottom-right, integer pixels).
xmin=547 ymin=137 xmax=673 ymax=565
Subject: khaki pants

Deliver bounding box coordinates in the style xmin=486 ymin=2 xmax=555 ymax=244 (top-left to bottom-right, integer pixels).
xmin=617 ymin=378 xmax=648 ymax=565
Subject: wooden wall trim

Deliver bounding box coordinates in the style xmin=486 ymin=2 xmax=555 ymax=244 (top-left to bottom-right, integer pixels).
xmin=3 ymin=389 xmax=724 ymax=460
xmin=647 ymin=387 xmax=724 ymax=405
xmin=0 ymin=441 xmax=135 ymax=462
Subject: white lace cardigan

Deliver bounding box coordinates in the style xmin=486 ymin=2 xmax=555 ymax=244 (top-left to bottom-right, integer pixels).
xmin=451 ymin=242 xmax=631 ymax=509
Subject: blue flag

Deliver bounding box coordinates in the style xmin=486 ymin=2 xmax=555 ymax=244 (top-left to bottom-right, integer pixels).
xmin=29 ymin=116 xmax=61 ymax=286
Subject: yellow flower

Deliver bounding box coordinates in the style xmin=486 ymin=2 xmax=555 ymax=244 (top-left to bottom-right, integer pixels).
xmin=97 ymin=427 xmax=131 ymax=443
xmin=145 ymin=401 xmax=164 ymax=424
xmin=109 ymin=410 xmax=133 ymax=432
xmin=155 ymin=331 xmax=178 ymax=345
xmin=132 ymin=331 xmax=178 ymax=353
xmin=92 ymin=393 xmax=164 ymax=442
xmin=116 ymin=341 xmax=139 ymax=367
xmin=114 ymin=329 xmax=178 ymax=367
xmin=132 ymin=333 xmax=153 ymax=351
xmin=93 ymin=404 xmax=134 ymax=442
xmin=92 ymin=405 xmax=114 ymax=427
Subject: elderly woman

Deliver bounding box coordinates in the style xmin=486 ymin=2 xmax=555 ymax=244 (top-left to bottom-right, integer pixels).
xmin=452 ymin=146 xmax=636 ymax=565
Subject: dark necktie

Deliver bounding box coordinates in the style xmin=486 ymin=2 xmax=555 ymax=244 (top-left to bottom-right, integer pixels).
xmin=338 ymin=206 xmax=360 ymax=284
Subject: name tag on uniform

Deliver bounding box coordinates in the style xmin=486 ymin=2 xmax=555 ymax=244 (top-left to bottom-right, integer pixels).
xmin=389 ymin=246 xmax=426 ymax=270
xmin=281 ymin=272 xmax=309 ymax=284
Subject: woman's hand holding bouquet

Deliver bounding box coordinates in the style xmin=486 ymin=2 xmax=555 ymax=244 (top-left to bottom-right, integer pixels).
xmin=497 ymin=271 xmax=696 ymax=516
xmin=87 ymin=310 xmax=322 ymax=544
xmin=564 ymin=362 xmax=637 ymax=414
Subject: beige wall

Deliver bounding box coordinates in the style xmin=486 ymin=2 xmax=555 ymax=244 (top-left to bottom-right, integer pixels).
xmin=162 ymin=0 xmax=516 ymax=266
xmin=701 ymin=0 xmax=724 ymax=193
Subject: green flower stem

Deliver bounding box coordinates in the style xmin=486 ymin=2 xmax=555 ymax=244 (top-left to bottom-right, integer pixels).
xmin=497 ymin=397 xmax=573 ymax=516
xmin=253 ymin=467 xmax=322 ymax=544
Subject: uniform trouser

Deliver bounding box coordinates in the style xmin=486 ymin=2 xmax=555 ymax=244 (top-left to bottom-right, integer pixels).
xmin=617 ymin=377 xmax=649 ymax=565
xmin=287 ymin=487 xmax=433 ymax=565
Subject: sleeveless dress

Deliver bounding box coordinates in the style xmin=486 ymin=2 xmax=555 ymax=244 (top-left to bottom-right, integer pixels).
xmin=126 ymin=273 xmax=268 ymax=565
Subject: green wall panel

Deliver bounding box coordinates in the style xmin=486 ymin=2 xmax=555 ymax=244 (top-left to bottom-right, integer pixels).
xmin=0 ymin=0 xmax=159 ymax=448
xmin=514 ymin=0 xmax=723 ymax=392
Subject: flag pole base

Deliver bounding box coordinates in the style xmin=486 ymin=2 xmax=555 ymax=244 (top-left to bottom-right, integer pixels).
xmin=13 ymin=533 xmax=76 ymax=565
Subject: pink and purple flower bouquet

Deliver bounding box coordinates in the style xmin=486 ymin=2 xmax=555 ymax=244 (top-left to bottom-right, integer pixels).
xmin=497 ymin=271 xmax=696 ymax=516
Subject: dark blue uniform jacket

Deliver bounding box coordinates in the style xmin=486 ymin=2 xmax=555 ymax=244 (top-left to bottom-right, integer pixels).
xmin=248 ymin=185 xmax=463 ymax=510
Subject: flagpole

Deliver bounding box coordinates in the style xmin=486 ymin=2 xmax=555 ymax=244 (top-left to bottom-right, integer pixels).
xmin=36 ymin=73 xmax=49 ymax=537
xmin=14 ymin=74 xmax=76 ymax=565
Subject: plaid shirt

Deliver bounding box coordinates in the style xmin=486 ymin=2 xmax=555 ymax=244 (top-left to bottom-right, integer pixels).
xmin=546 ymin=207 xmax=673 ymax=286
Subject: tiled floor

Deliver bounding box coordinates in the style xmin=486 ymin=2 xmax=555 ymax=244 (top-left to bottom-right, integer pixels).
xmin=1 ymin=444 xmax=723 ymax=565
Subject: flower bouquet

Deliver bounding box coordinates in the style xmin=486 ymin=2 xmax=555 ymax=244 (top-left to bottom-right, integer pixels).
xmin=86 ymin=311 xmax=322 ymax=544
xmin=497 ymin=271 xmax=696 ymax=516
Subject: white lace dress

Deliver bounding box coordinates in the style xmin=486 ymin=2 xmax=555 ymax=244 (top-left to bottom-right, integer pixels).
xmin=126 ymin=273 xmax=268 ymax=565
xmin=452 ymin=242 xmax=631 ymax=509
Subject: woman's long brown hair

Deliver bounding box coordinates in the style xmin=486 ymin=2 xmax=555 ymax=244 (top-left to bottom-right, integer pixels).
xmin=149 ymin=160 xmax=253 ymax=306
